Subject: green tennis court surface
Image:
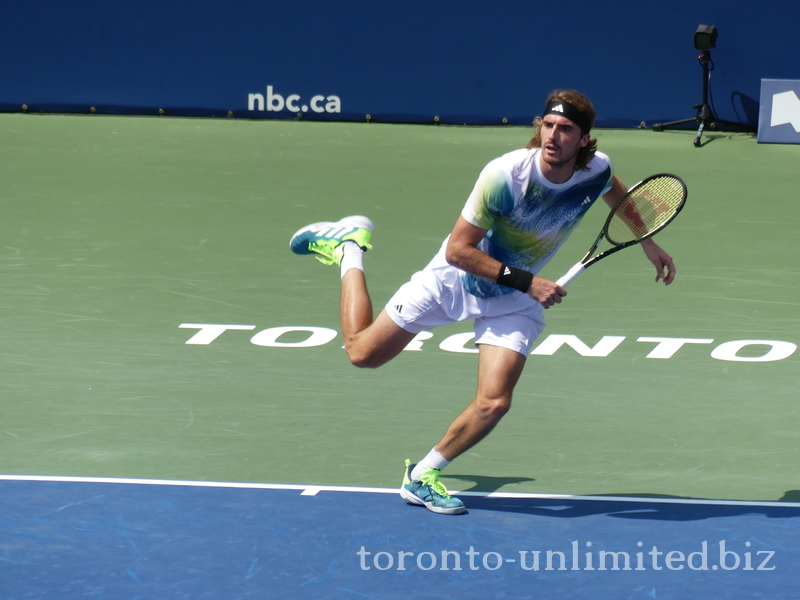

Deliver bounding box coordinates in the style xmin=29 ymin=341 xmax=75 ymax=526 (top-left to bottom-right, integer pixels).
xmin=0 ymin=113 xmax=798 ymax=503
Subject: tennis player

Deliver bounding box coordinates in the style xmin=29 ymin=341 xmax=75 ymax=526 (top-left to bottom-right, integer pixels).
xmin=290 ymin=90 xmax=675 ymax=514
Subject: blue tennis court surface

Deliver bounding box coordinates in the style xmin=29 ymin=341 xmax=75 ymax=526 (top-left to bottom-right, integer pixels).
xmin=2 ymin=476 xmax=798 ymax=599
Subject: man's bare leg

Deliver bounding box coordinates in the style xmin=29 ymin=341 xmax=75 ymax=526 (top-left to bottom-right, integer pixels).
xmin=289 ymin=216 xmax=415 ymax=367
xmin=401 ymin=344 xmax=524 ymax=515
xmin=340 ymin=268 xmax=373 ymax=342
xmin=412 ymin=344 xmax=526 ymax=479
xmin=339 ymin=258 xmax=416 ymax=369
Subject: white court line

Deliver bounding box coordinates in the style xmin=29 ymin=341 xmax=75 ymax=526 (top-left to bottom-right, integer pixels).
xmin=1 ymin=474 xmax=800 ymax=509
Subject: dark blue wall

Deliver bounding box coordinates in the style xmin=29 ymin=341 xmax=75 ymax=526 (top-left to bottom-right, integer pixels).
xmin=1 ymin=0 xmax=797 ymax=127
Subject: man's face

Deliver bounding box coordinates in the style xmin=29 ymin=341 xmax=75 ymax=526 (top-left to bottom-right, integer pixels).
xmin=540 ymin=114 xmax=590 ymax=168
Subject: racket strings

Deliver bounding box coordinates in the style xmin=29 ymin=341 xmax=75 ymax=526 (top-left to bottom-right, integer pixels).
xmin=606 ymin=177 xmax=685 ymax=245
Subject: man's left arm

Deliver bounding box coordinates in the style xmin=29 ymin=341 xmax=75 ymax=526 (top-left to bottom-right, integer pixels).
xmin=602 ymin=175 xmax=676 ymax=285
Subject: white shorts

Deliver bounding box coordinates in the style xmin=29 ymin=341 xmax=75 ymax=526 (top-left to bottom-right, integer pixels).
xmin=385 ymin=261 xmax=545 ymax=357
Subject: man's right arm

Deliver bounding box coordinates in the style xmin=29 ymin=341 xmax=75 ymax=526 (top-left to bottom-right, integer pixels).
xmin=445 ymin=216 xmax=566 ymax=309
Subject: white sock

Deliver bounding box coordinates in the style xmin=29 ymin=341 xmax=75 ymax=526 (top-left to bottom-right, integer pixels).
xmin=340 ymin=241 xmax=365 ymax=279
xmin=411 ymin=448 xmax=450 ymax=481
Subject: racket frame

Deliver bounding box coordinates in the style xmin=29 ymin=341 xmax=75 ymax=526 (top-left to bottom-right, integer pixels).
xmin=556 ymin=173 xmax=687 ymax=287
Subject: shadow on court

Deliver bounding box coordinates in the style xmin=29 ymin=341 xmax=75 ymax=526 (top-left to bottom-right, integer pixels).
xmin=442 ymin=473 xmax=536 ymax=493
xmin=778 ymin=490 xmax=800 ymax=503
xmin=462 ymin=494 xmax=800 ymax=522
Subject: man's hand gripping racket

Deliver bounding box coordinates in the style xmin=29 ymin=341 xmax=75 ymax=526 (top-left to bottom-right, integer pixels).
xmin=556 ymin=173 xmax=687 ymax=288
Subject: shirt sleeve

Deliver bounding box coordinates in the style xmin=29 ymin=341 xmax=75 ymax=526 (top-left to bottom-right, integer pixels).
xmin=460 ymin=165 xmax=514 ymax=230
xmin=599 ymin=155 xmax=614 ymax=196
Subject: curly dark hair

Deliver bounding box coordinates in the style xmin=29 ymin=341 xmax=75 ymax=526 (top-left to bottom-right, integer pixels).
xmin=526 ymin=90 xmax=598 ymax=171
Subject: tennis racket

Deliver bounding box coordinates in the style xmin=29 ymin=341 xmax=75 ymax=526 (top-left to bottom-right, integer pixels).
xmin=556 ymin=173 xmax=687 ymax=287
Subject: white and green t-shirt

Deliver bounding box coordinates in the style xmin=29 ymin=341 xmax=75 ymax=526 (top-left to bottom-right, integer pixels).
xmin=459 ymin=147 xmax=614 ymax=298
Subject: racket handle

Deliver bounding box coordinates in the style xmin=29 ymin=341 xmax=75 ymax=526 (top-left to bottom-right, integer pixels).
xmin=555 ymin=262 xmax=585 ymax=288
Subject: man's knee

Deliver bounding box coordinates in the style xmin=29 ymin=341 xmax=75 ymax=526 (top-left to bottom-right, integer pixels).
xmin=347 ymin=347 xmax=383 ymax=369
xmin=344 ymin=338 xmax=389 ymax=369
xmin=475 ymin=394 xmax=512 ymax=421
xmin=344 ymin=325 xmax=413 ymax=369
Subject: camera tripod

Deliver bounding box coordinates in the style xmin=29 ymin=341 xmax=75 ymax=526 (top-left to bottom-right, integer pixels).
xmin=652 ymin=50 xmax=754 ymax=147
